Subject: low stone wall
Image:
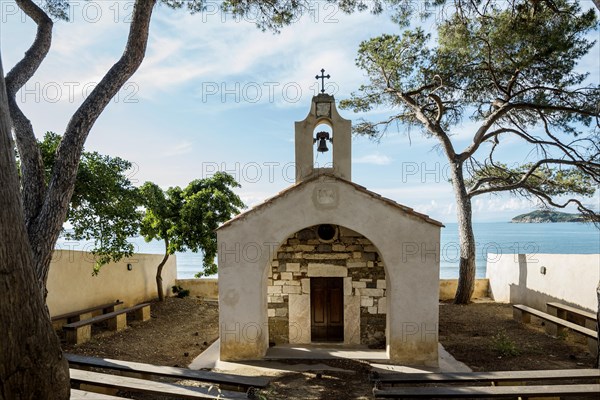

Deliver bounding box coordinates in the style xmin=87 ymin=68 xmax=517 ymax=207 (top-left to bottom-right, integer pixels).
xmin=176 ymin=278 xmax=218 ymax=299
xmin=439 ymin=279 xmax=489 ymax=301
xmin=47 ymin=250 xmax=177 ymax=317
xmin=175 ymin=278 xmax=490 ymax=302
xmin=486 ymin=253 xmax=600 ymax=312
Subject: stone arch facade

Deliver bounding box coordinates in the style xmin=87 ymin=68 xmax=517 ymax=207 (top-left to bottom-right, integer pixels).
xmin=267 ymin=225 xmax=387 ymax=348
xmin=217 ymin=175 xmax=442 ymax=366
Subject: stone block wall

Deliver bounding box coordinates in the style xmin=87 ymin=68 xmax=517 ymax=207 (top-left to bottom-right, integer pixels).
xmin=267 ymin=225 xmax=386 ymax=347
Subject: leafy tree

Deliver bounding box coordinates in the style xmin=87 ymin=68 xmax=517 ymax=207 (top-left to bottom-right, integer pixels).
xmin=139 ymin=172 xmax=244 ymax=301
xmin=0 ymin=54 xmax=69 ymax=400
xmin=38 ymin=132 xmax=141 ymax=272
xmin=2 ymin=2 xmax=335 ymax=396
xmin=6 ymin=0 xmax=346 ymax=296
xmin=341 ymin=0 xmax=600 ymax=304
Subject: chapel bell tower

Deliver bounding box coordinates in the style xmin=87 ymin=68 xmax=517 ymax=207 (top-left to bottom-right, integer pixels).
xmin=295 ymin=69 xmax=351 ymax=183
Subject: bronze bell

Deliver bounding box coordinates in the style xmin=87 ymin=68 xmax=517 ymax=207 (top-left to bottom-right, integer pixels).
xmin=315 ymin=131 xmax=330 ymax=153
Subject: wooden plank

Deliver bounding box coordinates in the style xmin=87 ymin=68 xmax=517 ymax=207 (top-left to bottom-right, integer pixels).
xmin=52 ymin=301 xmax=123 ymax=321
xmin=513 ymin=305 xmax=598 ymax=339
xmin=64 ymin=303 xmax=150 ymax=330
xmin=70 ymin=369 xmax=249 ymax=399
xmin=373 ymin=384 xmax=600 ymax=398
xmin=372 ymin=369 xmax=600 ymax=383
xmin=66 ymin=353 xmax=270 ymax=389
xmin=547 ymin=302 xmax=597 ymax=322
xmin=70 ymin=389 xmax=124 ymax=399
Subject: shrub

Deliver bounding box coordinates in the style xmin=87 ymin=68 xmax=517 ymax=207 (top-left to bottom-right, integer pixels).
xmin=171 ymin=285 xmax=190 ymax=298
xmin=492 ymin=330 xmax=520 ymax=357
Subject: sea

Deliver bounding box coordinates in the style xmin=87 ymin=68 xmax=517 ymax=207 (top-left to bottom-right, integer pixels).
xmin=56 ymin=222 xmax=600 ymax=280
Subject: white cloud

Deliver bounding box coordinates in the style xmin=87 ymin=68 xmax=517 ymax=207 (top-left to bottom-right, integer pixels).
xmin=163 ymin=141 xmax=194 ymax=157
xmin=473 ymin=197 xmax=537 ymax=213
xmin=354 ymin=153 xmax=392 ymax=165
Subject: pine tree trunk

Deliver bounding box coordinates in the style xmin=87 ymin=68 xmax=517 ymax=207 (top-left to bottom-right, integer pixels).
xmin=156 ymin=239 xmax=170 ymax=302
xmin=0 ymin=53 xmax=69 ymax=400
xmin=449 ymin=161 xmax=477 ymax=304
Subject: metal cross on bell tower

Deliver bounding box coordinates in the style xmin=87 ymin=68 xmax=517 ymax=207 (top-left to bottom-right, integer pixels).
xmin=315 ymin=68 xmax=330 ymax=94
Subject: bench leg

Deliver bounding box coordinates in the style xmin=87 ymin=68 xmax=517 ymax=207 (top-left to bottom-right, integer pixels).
xmin=80 ymin=384 xmax=119 ymax=396
xmin=108 ymin=314 xmax=127 ymax=331
xmin=544 ymin=321 xmax=566 ymax=338
xmin=52 ymin=318 xmax=67 ymax=331
xmin=135 ymin=305 xmax=151 ymax=322
xmin=545 ymin=307 xmax=567 ymax=337
xmin=66 ymin=326 xmax=91 ymax=345
xmin=513 ymin=308 xmax=531 ymax=323
xmin=103 ymin=305 xmax=117 ymax=314
xmin=79 ymin=312 xmax=93 ymax=321
xmin=585 ymin=319 xmax=598 ymax=357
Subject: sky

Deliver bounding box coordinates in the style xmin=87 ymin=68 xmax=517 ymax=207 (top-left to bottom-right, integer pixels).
xmin=2 ymin=0 xmax=599 ymax=223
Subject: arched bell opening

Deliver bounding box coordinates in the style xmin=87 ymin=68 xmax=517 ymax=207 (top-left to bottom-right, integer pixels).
xmin=266 ymin=224 xmax=387 ymax=349
xmin=312 ymin=123 xmax=333 ymax=170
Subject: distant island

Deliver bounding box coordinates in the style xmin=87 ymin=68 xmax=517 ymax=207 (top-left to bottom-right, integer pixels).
xmin=511 ymin=210 xmax=586 ymax=223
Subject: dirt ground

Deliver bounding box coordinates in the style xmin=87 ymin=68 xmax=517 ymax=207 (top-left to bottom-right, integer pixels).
xmin=63 ymin=297 xmax=597 ymax=399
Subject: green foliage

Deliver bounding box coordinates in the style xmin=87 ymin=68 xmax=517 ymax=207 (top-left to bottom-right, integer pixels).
xmin=161 ymin=0 xmax=398 ymax=32
xmin=171 ymin=285 xmax=190 ymax=298
xmin=42 ymin=0 xmax=413 ymax=31
xmin=466 ymin=162 xmax=597 ymax=197
xmin=342 ymin=0 xmax=599 ymax=134
xmin=492 ymin=330 xmax=520 ymax=357
xmin=341 ymin=0 xmax=599 ymax=219
xmin=41 ymin=0 xmax=71 ymax=20
xmin=139 ymin=172 xmax=245 ymax=277
xmin=252 ymin=389 xmax=274 ymax=400
xmin=39 ymin=132 xmax=141 ymax=272
xmin=557 ymin=329 xmax=569 ymax=340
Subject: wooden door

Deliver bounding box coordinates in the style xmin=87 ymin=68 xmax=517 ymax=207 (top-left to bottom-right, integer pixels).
xmin=311 ymin=277 xmax=344 ymax=342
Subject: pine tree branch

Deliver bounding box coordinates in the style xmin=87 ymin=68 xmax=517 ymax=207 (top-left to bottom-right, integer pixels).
xmin=32 ymin=0 xmax=157 ymax=286
xmin=5 ymin=0 xmax=53 ymax=228
xmin=460 ymin=102 xmax=515 ymax=161
xmin=5 ymin=0 xmax=53 ymax=95
xmin=527 ymin=187 xmax=600 ymax=225
xmin=393 ymin=89 xmax=458 ymax=159
xmin=468 ymin=158 xmax=598 ymax=198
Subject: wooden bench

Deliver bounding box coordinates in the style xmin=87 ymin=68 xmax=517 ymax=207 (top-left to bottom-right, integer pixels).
xmin=373 ymin=384 xmax=600 ymax=398
xmin=66 ymin=353 xmax=270 ymax=390
xmin=71 ymin=388 xmax=124 ymax=399
xmin=547 ymin=302 xmax=598 ymax=356
xmin=371 ymin=369 xmax=600 ymax=398
xmin=547 ymin=302 xmax=598 ymax=324
xmin=64 ymin=303 xmax=151 ymax=345
xmin=370 ymin=368 xmax=600 ymax=385
xmin=513 ymin=304 xmax=598 ymax=342
xmin=70 ymin=368 xmax=251 ymax=399
xmin=52 ymin=300 xmax=124 ymax=329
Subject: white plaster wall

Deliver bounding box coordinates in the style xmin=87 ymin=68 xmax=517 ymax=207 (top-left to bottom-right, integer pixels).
xmin=295 ymin=95 xmax=351 ymax=182
xmin=218 ymin=176 xmax=441 ymax=365
xmin=486 ymin=253 xmax=600 ymax=312
xmin=47 ymin=250 xmax=177 ymax=316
